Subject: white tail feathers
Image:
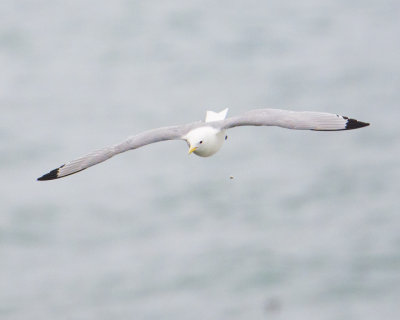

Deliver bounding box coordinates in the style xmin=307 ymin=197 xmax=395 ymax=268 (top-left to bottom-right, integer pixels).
xmin=205 ymin=108 xmax=229 ymax=122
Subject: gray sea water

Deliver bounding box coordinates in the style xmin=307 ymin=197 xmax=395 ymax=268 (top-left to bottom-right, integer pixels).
xmin=1 ymin=1 xmax=399 ymax=319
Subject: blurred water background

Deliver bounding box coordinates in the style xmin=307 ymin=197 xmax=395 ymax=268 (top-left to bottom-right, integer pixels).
xmin=1 ymin=0 xmax=399 ymax=319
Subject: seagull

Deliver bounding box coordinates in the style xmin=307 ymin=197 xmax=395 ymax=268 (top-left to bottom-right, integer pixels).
xmin=37 ymin=108 xmax=369 ymax=181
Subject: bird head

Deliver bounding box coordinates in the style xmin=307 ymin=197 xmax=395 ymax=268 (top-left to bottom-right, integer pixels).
xmin=186 ymin=128 xmax=207 ymax=155
xmin=185 ymin=127 xmax=224 ymax=157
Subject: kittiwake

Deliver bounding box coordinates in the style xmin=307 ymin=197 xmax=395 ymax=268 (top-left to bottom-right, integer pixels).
xmin=37 ymin=108 xmax=369 ymax=181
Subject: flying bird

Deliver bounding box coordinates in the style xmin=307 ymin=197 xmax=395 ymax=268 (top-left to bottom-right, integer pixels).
xmin=37 ymin=108 xmax=369 ymax=181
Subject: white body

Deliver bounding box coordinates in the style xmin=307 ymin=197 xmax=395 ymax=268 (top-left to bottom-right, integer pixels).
xmin=185 ymin=126 xmax=226 ymax=157
xmin=185 ymin=108 xmax=228 ymax=157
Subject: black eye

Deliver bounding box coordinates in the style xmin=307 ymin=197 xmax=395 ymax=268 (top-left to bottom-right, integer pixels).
xmin=199 ymin=140 xmax=203 ymax=144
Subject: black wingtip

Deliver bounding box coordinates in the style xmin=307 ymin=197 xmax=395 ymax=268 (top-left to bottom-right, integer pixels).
xmin=343 ymin=117 xmax=370 ymax=130
xmin=37 ymin=168 xmax=60 ymax=181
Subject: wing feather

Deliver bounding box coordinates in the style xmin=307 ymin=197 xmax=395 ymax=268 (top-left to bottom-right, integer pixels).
xmin=220 ymin=108 xmax=369 ymax=131
xmin=38 ymin=124 xmax=195 ymax=180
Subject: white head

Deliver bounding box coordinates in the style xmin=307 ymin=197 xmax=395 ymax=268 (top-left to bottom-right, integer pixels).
xmin=185 ymin=126 xmax=226 ymax=157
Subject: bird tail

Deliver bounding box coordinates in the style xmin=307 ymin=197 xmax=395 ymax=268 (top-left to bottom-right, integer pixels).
xmin=205 ymin=108 xmax=229 ymax=122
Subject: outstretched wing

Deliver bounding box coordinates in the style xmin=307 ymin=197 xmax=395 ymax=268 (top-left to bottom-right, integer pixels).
xmin=219 ymin=108 xmax=369 ymax=131
xmin=37 ymin=123 xmax=195 ymax=181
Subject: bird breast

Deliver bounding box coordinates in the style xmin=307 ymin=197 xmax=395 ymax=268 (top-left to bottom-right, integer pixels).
xmin=193 ymin=128 xmax=226 ymax=157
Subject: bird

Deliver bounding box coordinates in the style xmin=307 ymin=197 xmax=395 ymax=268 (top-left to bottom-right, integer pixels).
xmin=37 ymin=108 xmax=369 ymax=181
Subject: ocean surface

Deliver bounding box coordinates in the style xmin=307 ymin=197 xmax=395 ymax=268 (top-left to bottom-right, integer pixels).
xmin=1 ymin=1 xmax=399 ymax=319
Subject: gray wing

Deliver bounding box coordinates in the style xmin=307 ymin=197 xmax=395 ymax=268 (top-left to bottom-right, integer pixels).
xmin=38 ymin=123 xmax=196 ymax=181
xmin=219 ymin=108 xmax=369 ymax=131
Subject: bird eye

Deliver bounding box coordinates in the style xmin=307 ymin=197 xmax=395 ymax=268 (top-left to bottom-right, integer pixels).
xmin=199 ymin=140 xmax=203 ymax=144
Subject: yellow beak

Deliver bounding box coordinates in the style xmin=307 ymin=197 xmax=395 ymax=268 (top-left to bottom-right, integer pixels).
xmin=188 ymin=146 xmax=197 ymax=154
